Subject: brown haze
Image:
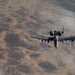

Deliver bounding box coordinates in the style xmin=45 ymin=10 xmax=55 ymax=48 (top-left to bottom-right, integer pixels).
xmin=0 ymin=0 xmax=75 ymax=75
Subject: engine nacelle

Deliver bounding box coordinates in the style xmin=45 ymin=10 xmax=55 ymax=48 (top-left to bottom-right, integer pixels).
xmin=50 ymin=31 xmax=54 ymax=36
xmin=57 ymin=31 xmax=62 ymax=36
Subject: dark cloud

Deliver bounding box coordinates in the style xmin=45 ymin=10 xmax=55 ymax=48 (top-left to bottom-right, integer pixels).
xmin=67 ymin=72 xmax=74 ymax=75
xmin=0 ymin=22 xmax=10 ymax=32
xmin=56 ymin=0 xmax=75 ymax=12
xmin=1 ymin=17 xmax=13 ymax=23
xmin=8 ymin=51 xmax=24 ymax=60
xmin=15 ymin=8 xmax=28 ymax=17
xmin=17 ymin=17 xmax=26 ymax=23
xmin=0 ymin=52 xmax=5 ymax=59
xmin=1 ymin=64 xmax=21 ymax=75
xmin=0 ymin=23 xmax=10 ymax=29
xmin=16 ymin=65 xmax=32 ymax=73
xmin=4 ymin=34 xmax=25 ymax=48
xmin=9 ymin=12 xmax=20 ymax=18
xmin=39 ymin=61 xmax=57 ymax=73
xmin=0 ymin=12 xmax=6 ymax=17
xmin=29 ymin=53 xmax=40 ymax=59
xmin=6 ymin=58 xmax=20 ymax=65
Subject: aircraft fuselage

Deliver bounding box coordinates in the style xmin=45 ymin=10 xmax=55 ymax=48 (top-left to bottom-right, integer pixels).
xmin=54 ymin=34 xmax=58 ymax=48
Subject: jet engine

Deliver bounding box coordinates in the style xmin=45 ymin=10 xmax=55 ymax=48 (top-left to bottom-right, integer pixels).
xmin=50 ymin=31 xmax=54 ymax=36
xmin=57 ymin=31 xmax=62 ymax=36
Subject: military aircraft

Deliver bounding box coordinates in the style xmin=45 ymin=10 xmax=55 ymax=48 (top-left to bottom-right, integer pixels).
xmin=31 ymin=27 xmax=75 ymax=48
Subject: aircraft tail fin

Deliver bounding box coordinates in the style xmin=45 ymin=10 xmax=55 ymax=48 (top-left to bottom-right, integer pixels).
xmin=62 ymin=27 xmax=64 ymax=34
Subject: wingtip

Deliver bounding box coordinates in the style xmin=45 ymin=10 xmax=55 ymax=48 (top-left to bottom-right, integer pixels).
xmin=31 ymin=35 xmax=35 ymax=38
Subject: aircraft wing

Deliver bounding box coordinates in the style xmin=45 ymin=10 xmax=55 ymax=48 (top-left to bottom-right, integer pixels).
xmin=31 ymin=35 xmax=54 ymax=42
xmin=58 ymin=36 xmax=75 ymax=42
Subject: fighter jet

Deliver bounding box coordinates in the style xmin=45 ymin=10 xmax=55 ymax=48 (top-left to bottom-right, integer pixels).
xmin=31 ymin=27 xmax=75 ymax=48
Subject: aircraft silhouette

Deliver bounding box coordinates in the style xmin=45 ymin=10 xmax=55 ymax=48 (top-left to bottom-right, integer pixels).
xmin=31 ymin=27 xmax=75 ymax=48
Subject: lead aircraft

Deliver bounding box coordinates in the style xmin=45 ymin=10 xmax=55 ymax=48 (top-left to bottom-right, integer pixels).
xmin=31 ymin=27 xmax=75 ymax=48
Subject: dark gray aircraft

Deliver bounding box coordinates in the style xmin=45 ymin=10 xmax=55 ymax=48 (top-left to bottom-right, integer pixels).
xmin=31 ymin=27 xmax=75 ymax=48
